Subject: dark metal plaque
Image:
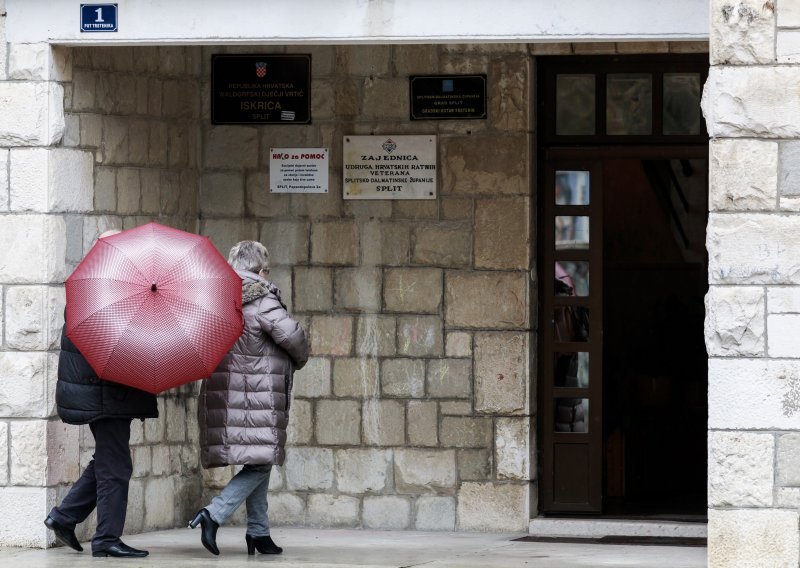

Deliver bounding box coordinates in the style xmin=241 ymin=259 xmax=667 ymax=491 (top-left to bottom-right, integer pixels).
xmin=410 ymin=75 xmax=487 ymax=120
xmin=211 ymin=54 xmax=311 ymax=124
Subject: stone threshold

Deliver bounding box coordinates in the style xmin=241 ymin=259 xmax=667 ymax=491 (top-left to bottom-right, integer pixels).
xmin=529 ymin=517 xmax=708 ymax=539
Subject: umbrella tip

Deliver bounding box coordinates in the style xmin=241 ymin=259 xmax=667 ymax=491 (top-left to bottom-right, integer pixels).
xmin=151 ymin=282 xmax=157 ymax=292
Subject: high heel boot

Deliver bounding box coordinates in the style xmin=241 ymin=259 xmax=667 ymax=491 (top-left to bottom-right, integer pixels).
xmin=245 ymin=534 xmax=283 ymax=555
xmin=188 ymin=508 xmax=220 ymax=556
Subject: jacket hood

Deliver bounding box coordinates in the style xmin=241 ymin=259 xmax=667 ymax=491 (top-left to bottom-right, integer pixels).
xmin=237 ymin=269 xmax=280 ymax=305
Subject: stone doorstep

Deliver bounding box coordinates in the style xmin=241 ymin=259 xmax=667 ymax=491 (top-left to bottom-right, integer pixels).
xmin=528 ymin=518 xmax=707 ymax=539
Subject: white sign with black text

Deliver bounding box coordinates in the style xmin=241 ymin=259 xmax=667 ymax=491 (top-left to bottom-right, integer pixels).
xmin=269 ymin=148 xmax=329 ymax=193
xmin=343 ymin=135 xmax=437 ymax=200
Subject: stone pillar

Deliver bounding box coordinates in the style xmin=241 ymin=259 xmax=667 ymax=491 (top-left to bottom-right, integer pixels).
xmin=704 ymin=1 xmax=800 ymax=566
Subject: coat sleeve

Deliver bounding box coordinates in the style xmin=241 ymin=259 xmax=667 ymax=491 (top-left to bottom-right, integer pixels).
xmin=255 ymin=293 xmax=310 ymax=370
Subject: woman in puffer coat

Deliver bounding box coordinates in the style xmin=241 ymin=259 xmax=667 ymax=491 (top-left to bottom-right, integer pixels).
xmin=190 ymin=240 xmax=309 ymax=557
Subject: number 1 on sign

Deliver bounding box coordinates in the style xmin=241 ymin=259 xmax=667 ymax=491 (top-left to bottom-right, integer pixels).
xmin=95 ymin=7 xmax=104 ymax=22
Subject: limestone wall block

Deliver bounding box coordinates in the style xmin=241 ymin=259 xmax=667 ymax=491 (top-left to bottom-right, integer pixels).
xmin=246 ymin=172 xmax=291 ymax=218
xmin=412 ymin=225 xmax=471 ymax=268
xmin=361 ymin=221 xmax=410 ymax=266
xmin=381 ymin=358 xmax=425 ymax=398
xmin=46 ymin=420 xmax=79 ymax=485
xmin=0 ymin=2 xmax=5 ymax=81
xmin=307 ymin=494 xmax=359 ymax=527
xmin=710 ymin=139 xmax=777 ymax=211
xmin=284 ymin=447 xmax=334 ymax=490
xmin=703 ymin=67 xmax=800 ymax=138
xmin=199 ymin=218 xmax=258 ymax=258
xmin=144 ymin=398 xmax=165 ymax=442
xmin=442 ymin=197 xmax=472 ymax=221
xmin=356 ymin=315 xmax=397 ymax=357
xmin=150 ymin=446 xmax=169 ymax=476
xmin=334 ymin=267 xmax=382 ymax=312
xmin=132 ymin=446 xmax=151 ymax=478
xmin=337 ymin=45 xmax=392 ymax=77
xmin=10 ymin=148 xmax=93 ymax=212
xmin=0 ymin=487 xmax=51 ymax=547
xmin=708 ymin=431 xmax=774 ymax=507
xmin=261 ymin=220 xmax=309 ymax=266
xmin=310 ymin=315 xmax=353 ymax=356
xmin=669 ymin=41 xmax=711 ymax=53
xmin=394 ymin=45 xmax=438 ymax=75
xmin=0 ymin=150 xmax=8 ymax=212
xmin=201 ymin=465 xmax=234 ymax=490
xmin=441 ymin=135 xmax=527 ymax=195
xmin=10 ymin=420 xmax=46 ymax=485
xmin=457 ymin=482 xmax=528 ymax=531
xmin=361 ymin=77 xmax=408 ymax=120
xmin=474 ymin=197 xmax=529 ymax=269
xmin=0 ymin=82 xmax=64 ymax=146
xmin=0 ymin=215 xmax=66 ymax=283
xmin=708 ymin=509 xmax=800 ymax=568
xmin=393 ymin=200 xmax=438 ymax=220
xmin=779 ymin=141 xmax=800 ymax=200
xmin=6 ymin=285 xmax=64 ymax=350
xmin=82 ymin=215 xmax=121 ymax=255
xmin=394 ymin=449 xmax=456 ymax=493
xmin=427 ymin=359 xmax=471 ymax=398
xmin=315 ymin=399 xmax=361 ymax=445
xmin=334 ymin=448 xmax=392 ymax=493
xmin=148 ymin=122 xmax=168 ymax=167
xmin=777 ymin=487 xmax=800 ymax=508
xmin=778 ymin=30 xmax=800 ymax=63
xmin=445 ymin=331 xmax=472 ymax=357
xmin=144 ymin=477 xmax=175 ymax=529
xmin=710 ymin=0 xmax=776 ymax=64
xmin=407 ymin=400 xmax=438 ymax=447
xmin=363 ymin=399 xmax=405 ymax=446
xmin=777 ymin=433 xmax=800 ymax=486
xmin=488 ymin=56 xmax=528 ymax=131
xmin=362 ymin=496 xmax=411 ymax=529
xmin=445 ymin=272 xmax=528 ymax=329
xmin=116 ymin=168 xmax=141 ymax=215
xmin=780 ymin=2 xmax=800 ymax=27
xmin=415 ymin=496 xmax=456 ymax=531
xmin=0 ymin=352 xmax=47 ymax=418
xmin=708 ymin=214 xmax=800 ymax=284
xmin=268 ymin=492 xmax=307 ymax=526
xmin=441 ymin=401 xmax=472 ymax=415
xmin=204 ymin=126 xmax=258 ymax=169
xmin=439 ymin=416 xmax=492 ymax=448
xmin=164 ymin=398 xmax=186 ymax=443
xmin=495 ymin=417 xmax=530 ymax=480
xmin=294 ymin=267 xmax=332 ymax=312
xmin=474 ymin=331 xmax=528 ymax=415
xmin=704 ymin=286 xmax=765 ymax=356
xmin=311 ymin=221 xmax=358 ymax=265
xmin=769 ymin=286 xmax=800 ymax=313
xmin=458 ymin=449 xmax=492 ymax=481
xmin=0 ymin=422 xmax=6 ymax=485
xmin=333 ymin=358 xmax=379 ymax=398
xmin=398 ymin=315 xmax=443 ymax=357
xmin=293 ymin=357 xmax=332 ymax=398
xmin=291 ymin=183 xmax=344 ymax=219
xmin=383 ymin=268 xmax=443 ymax=313
xmin=92 ymin=166 xmax=116 ymax=212
xmin=768 ymin=313 xmax=800 ymax=357
xmin=128 ymin=120 xmax=149 ymax=166
xmin=287 ymin=399 xmax=312 ymax=445
xmin=101 ymin=116 xmax=129 ymax=164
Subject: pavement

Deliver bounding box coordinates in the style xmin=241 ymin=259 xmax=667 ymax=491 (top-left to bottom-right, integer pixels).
xmin=1 ymin=527 xmax=707 ymax=568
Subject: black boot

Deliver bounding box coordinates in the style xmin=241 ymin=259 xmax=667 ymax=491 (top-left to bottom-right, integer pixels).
xmin=92 ymin=541 xmax=148 ymax=558
xmin=245 ymin=534 xmax=282 ymax=555
xmin=188 ymin=508 xmax=219 ymax=556
xmin=44 ymin=516 xmax=83 ymax=552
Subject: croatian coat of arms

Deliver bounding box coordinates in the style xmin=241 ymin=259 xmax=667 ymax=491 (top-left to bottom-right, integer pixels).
xmin=382 ymin=139 xmax=397 ymax=153
xmin=255 ymin=62 xmax=267 ymax=78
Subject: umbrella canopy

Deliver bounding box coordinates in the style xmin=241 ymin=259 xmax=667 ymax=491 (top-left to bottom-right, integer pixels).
xmin=65 ymin=222 xmax=243 ymax=394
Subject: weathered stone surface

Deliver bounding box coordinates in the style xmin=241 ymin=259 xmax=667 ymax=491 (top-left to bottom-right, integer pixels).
xmin=294 ymin=267 xmax=332 ymax=312
xmin=457 ymin=482 xmax=528 ymax=531
xmin=0 ymin=487 xmax=51 ymax=547
xmin=474 ymin=332 xmax=528 ymax=414
xmin=204 ymin=126 xmax=258 ymax=169
xmin=261 ymin=221 xmax=310 ymax=266
xmin=488 ymin=56 xmax=528 ymax=131
xmin=361 ymin=77 xmax=408 ymax=120
xmin=5 ymin=286 xmax=64 ymax=350
xmin=293 ymin=357 xmax=331 ymax=398
xmin=333 ymin=358 xmax=379 ymax=398
xmin=144 ymin=398 xmax=166 ymax=442
xmin=199 ymin=172 xmax=244 ymax=217
xmin=393 ymin=200 xmax=438 ymax=220
xmin=285 ymin=447 xmax=334 ymax=490
xmin=363 ymin=399 xmax=405 ymax=446
xmin=0 ymin=422 xmax=7 ymax=485
xmin=362 ymin=496 xmax=411 ymax=529
xmin=474 ymin=197 xmax=529 ymax=269
xmin=338 ymin=45 xmax=392 ymax=76
xmin=200 ymin=218 xmax=258 ymax=259
xmin=268 ymin=492 xmax=307 ymax=525
xmin=427 ymin=359 xmax=472 ymax=398
xmin=91 ymin=166 xmax=116 ymax=213
xmin=356 ymin=316 xmax=396 ymax=357
xmin=307 ymin=494 xmax=359 ymax=527
xmin=441 ymin=197 xmax=472 ymax=221
xmin=10 ymin=148 xmax=93 ymax=213
xmin=777 ymin=433 xmax=800 ymax=486
xmin=441 ymin=401 xmax=472 ymax=415
xmin=0 ymin=150 xmax=8 ymax=212
xmin=382 ymin=359 xmax=425 ymax=398
xmin=246 ymin=172 xmax=290 ymax=217
xmin=46 ymin=420 xmax=79 ymax=485
xmin=398 ymin=315 xmax=443 ymax=357
xmin=287 ymin=399 xmax=312 ymax=445
xmin=415 ymin=496 xmax=456 ymax=531
xmin=458 ymin=449 xmax=492 ymax=481
xmin=768 ymin=314 xmax=800 ymax=357
xmin=412 ymin=225 xmax=471 ymax=268
xmin=116 ymin=168 xmax=141 ymax=215
xmin=361 ymin=221 xmax=410 ymax=266
xmin=310 ymin=315 xmax=353 ymax=356
xmin=316 ymin=399 xmax=361 ymax=445
xmin=407 ymin=401 xmax=438 ymax=447
xmin=710 ymin=0 xmax=775 ymax=65
xmin=779 ymin=30 xmax=800 ymax=64
xmin=395 ymin=449 xmax=456 ymax=493
xmin=440 ymin=417 xmax=492 ymax=448
xmin=0 ymin=82 xmax=64 ymax=146
xmin=705 ymin=286 xmax=765 ymax=356
xmin=708 ymin=509 xmax=800 ymax=568
xmin=495 ymin=418 xmax=530 ymax=480
xmin=335 ymin=448 xmax=392 ymax=493
xmin=311 ymin=222 xmax=358 ymax=265
xmin=446 ymin=332 xmax=472 ymax=357
xmin=710 ymin=139 xmax=777 ymax=210
xmin=0 ymin=352 xmax=47 ymax=417
xmin=10 ymin=420 xmax=46 ymax=485
xmin=441 ymin=135 xmax=527 ymax=195
xmin=383 ymin=268 xmax=443 ymax=313
xmin=709 ymin=431 xmax=773 ymax=507
xmin=445 ymin=272 xmax=527 ymax=329
xmin=145 ymin=477 xmax=175 ymax=528
xmin=334 ymin=267 xmax=382 ymax=311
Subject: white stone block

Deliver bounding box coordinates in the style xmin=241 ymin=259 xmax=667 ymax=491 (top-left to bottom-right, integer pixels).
xmin=10 ymin=148 xmax=93 ymax=212
xmin=709 ymin=509 xmax=800 ymax=568
xmin=769 ymin=314 xmax=800 ymax=357
xmin=780 ymin=2 xmax=800 ymax=27
xmin=704 ymin=286 xmax=765 ymax=356
xmin=0 ymin=150 xmax=8 ymax=212
xmin=769 ymin=287 xmax=800 ymax=314
xmin=708 ymin=431 xmax=773 ymax=507
xmin=778 ymin=30 xmax=800 ymax=63
xmin=10 ymin=420 xmax=47 ymax=485
xmin=6 ymin=285 xmax=64 ymax=350
xmin=292 ymin=358 xmax=331 ymax=398
xmin=457 ymin=482 xmax=529 ymax=532
xmin=0 ymin=82 xmax=64 ymax=146
xmin=0 ymin=422 xmax=7 ymax=485
xmin=9 ymin=44 xmax=71 ymax=82
xmin=46 ymin=421 xmax=79 ymax=485
xmin=284 ymin=447 xmax=334 ymax=490
xmin=0 ymin=352 xmax=47 ymax=417
xmin=116 ymin=168 xmax=141 ymax=215
xmin=709 ymin=140 xmax=777 ymax=211
xmin=495 ymin=417 xmax=530 ymax=480
xmin=307 ymin=494 xmax=359 ymax=527
xmin=268 ymin=492 xmax=306 ymax=526
xmin=0 ymin=487 xmax=51 ymax=547
xmin=710 ymin=0 xmax=775 ymax=65
xmin=200 ymin=172 xmax=244 ymax=217
xmin=335 ymin=449 xmax=391 ymax=494
xmin=201 ymin=465 xmax=233 ymax=490
xmin=144 ymin=476 xmax=175 ymax=529
xmin=415 ymin=496 xmax=456 ymax=531
xmin=394 ymin=449 xmax=456 ymax=493
xmin=362 ymin=496 xmax=411 ymax=529
xmin=82 ymin=215 xmax=122 ymax=254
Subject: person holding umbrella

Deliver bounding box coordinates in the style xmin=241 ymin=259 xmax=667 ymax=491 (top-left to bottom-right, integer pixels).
xmin=190 ymin=240 xmax=309 ymax=556
xmin=44 ymin=230 xmax=156 ymax=559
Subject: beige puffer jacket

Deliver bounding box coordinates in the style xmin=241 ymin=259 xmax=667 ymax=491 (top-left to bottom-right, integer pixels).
xmin=199 ymin=269 xmax=309 ymax=468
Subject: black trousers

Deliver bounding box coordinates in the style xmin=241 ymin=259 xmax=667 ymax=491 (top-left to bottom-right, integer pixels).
xmin=49 ymin=418 xmax=133 ymax=551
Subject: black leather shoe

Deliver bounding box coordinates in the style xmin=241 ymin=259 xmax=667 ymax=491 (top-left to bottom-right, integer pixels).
xmin=188 ymin=508 xmax=219 ymax=556
xmin=246 ymin=534 xmax=282 ymax=555
xmin=91 ymin=541 xmax=148 ymax=558
xmin=44 ymin=516 xmax=83 ymax=552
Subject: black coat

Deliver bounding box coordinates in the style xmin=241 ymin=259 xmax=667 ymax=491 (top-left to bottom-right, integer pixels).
xmin=56 ymin=327 xmax=158 ymax=425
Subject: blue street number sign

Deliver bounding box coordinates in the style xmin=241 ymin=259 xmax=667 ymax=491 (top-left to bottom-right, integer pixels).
xmin=80 ymin=4 xmax=118 ymax=32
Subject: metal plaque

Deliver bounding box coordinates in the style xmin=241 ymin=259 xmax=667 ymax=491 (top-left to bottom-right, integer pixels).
xmin=211 ymin=54 xmax=311 ymax=124
xmin=343 ymin=135 xmax=437 ymax=200
xmin=80 ymin=4 xmax=118 ymax=32
xmin=270 ymin=148 xmax=329 ymax=194
xmin=410 ymin=75 xmax=487 ymax=120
